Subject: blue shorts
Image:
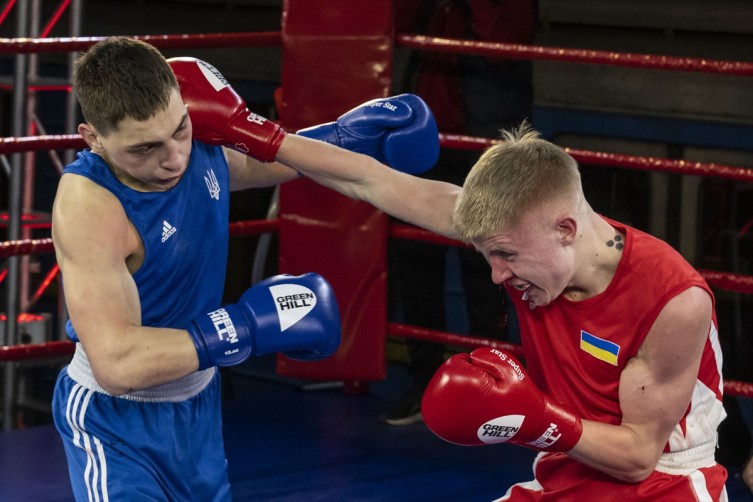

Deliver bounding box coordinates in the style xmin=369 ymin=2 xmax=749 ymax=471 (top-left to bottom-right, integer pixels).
xmin=52 ymin=366 xmax=231 ymax=501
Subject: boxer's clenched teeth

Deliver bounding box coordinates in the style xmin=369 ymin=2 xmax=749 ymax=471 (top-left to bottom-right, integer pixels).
xmin=511 ymin=282 xmax=530 ymax=292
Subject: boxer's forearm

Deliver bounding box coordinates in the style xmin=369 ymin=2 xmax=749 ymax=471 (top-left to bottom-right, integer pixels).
xmin=277 ymin=135 xmax=460 ymax=240
xmin=567 ymin=420 xmax=665 ymax=483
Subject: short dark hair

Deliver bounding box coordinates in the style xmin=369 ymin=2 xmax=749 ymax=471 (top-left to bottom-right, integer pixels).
xmin=73 ymin=37 xmax=178 ymax=136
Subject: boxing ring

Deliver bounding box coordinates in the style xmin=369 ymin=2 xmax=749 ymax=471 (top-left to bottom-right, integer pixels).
xmin=1 ymin=1 xmax=753 ymax=499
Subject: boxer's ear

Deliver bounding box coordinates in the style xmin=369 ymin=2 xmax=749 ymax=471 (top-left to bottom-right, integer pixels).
xmin=78 ymin=123 xmax=105 ymax=154
xmin=555 ymin=215 xmax=577 ymax=245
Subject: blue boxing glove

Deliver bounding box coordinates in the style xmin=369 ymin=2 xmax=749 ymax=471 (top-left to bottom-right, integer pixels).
xmin=297 ymin=94 xmax=439 ymax=174
xmin=187 ymin=273 xmax=341 ymax=369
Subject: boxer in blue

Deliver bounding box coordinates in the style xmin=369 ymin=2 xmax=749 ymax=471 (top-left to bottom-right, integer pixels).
xmin=52 ymin=37 xmax=440 ymax=500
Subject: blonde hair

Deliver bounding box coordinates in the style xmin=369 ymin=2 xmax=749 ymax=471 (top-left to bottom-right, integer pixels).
xmin=453 ymin=122 xmax=582 ymax=242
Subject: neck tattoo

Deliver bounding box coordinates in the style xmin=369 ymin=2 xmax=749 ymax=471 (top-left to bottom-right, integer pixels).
xmin=606 ymin=235 xmax=624 ymax=251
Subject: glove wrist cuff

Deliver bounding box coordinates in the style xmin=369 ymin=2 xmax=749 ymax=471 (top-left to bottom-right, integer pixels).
xmin=188 ymin=304 xmax=254 ymax=368
xmin=226 ymin=115 xmax=286 ymax=162
xmin=534 ymin=401 xmax=584 ymax=452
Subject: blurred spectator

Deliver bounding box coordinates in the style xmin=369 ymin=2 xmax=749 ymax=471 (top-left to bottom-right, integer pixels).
xmin=382 ymin=0 xmax=537 ymax=425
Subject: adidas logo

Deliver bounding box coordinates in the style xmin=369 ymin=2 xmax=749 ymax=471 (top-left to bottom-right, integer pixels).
xmin=161 ymin=220 xmax=177 ymax=243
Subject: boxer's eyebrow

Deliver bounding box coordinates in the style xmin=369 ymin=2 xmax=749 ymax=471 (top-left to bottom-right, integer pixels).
xmin=125 ymin=112 xmax=189 ymax=152
xmin=174 ymin=112 xmax=189 ymax=134
xmin=492 ymin=249 xmax=516 ymax=260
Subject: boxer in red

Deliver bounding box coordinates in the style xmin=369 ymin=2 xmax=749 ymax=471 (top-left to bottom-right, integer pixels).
xmin=284 ymin=121 xmax=728 ymax=500
xmin=418 ymin=125 xmax=728 ymax=500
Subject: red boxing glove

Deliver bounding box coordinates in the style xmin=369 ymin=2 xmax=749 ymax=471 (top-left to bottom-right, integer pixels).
xmin=167 ymin=57 xmax=286 ymax=162
xmin=422 ymin=348 xmax=583 ymax=452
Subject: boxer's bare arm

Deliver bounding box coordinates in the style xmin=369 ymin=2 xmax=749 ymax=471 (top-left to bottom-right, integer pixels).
xmin=224 ymin=139 xmax=460 ymax=241
xmin=224 ymin=147 xmax=300 ymax=190
xmin=224 ymin=140 xmax=459 ymax=242
xmin=52 ymin=174 xmax=199 ymax=395
xmin=275 ymin=134 xmax=460 ymax=240
xmin=568 ymin=286 xmax=712 ymax=482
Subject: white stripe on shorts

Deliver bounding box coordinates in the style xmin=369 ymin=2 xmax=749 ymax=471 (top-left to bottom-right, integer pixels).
xmin=66 ymin=383 xmax=109 ymax=502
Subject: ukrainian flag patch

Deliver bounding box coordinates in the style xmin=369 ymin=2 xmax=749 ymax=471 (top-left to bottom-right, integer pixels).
xmin=580 ymin=330 xmax=620 ymax=366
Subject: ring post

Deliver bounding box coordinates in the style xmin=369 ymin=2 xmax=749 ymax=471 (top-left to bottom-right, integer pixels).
xmin=275 ymin=0 xmax=394 ymax=388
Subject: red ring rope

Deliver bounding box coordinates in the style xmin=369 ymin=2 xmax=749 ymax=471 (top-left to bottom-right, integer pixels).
xmin=0 ymin=134 xmax=84 ymax=154
xmin=438 ymin=134 xmax=753 ymax=184
xmin=0 ymin=340 xmax=74 ymax=362
xmin=396 ymin=34 xmax=753 ymax=76
xmin=0 ymin=32 xmax=282 ymax=54
xmin=0 ymin=238 xmax=55 ymax=258
xmin=229 ymin=218 xmax=279 ymax=237
xmin=2 ymin=31 xmax=751 ymax=76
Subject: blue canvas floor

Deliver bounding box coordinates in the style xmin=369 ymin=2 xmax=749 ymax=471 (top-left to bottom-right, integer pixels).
xmin=1 ymin=356 xmax=752 ymax=501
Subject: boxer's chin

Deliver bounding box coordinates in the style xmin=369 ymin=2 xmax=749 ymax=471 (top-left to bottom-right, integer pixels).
xmin=522 ymin=286 xmax=552 ymax=309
